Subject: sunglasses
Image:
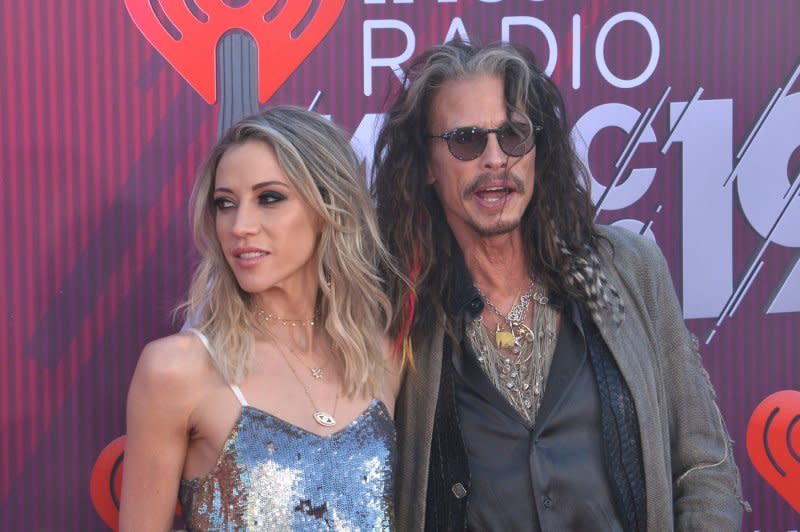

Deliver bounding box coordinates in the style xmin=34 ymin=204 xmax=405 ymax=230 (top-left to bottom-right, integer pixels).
xmin=430 ymin=124 xmax=542 ymax=161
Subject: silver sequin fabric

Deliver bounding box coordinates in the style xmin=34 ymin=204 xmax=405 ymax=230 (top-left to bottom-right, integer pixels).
xmin=178 ymin=400 xmax=396 ymax=531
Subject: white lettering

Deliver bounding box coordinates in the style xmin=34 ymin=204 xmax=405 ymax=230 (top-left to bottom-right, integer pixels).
xmin=572 ymin=14 xmax=581 ymax=90
xmin=595 ymin=12 xmax=660 ymax=88
xmin=573 ymin=103 xmax=657 ymax=210
xmin=443 ymin=17 xmax=470 ymax=43
xmin=501 ymin=16 xmax=557 ymax=76
xmin=667 ymin=98 xmax=734 ymax=319
xmin=363 ymin=19 xmax=416 ymax=96
xmin=350 ymin=113 xmax=386 ymax=186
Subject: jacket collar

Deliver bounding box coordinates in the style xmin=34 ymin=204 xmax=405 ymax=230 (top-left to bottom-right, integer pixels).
xmin=444 ymin=243 xmax=483 ymax=329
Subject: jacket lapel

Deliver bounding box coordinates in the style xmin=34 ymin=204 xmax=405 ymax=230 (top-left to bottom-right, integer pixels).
xmin=593 ymin=248 xmax=670 ymax=530
xmin=394 ymin=327 xmax=445 ymax=531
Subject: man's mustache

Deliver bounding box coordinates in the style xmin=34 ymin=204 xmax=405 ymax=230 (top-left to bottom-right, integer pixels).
xmin=464 ymin=172 xmax=526 ymax=198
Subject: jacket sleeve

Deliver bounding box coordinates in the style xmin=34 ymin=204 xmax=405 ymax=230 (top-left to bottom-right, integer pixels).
xmin=644 ymin=239 xmax=746 ymax=531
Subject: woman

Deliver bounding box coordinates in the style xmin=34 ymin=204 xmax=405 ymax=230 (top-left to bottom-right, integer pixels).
xmin=120 ymin=107 xmax=404 ymax=531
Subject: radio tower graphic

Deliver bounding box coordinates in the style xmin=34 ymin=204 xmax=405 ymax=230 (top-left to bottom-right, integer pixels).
xmin=124 ymin=0 xmax=344 ymax=135
xmin=747 ymin=390 xmax=800 ymax=513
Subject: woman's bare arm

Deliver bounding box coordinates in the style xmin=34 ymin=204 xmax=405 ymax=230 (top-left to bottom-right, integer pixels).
xmin=119 ymin=335 xmax=203 ymax=532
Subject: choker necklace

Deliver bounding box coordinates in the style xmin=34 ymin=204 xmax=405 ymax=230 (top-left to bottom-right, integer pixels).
xmin=274 ymin=341 xmax=338 ymax=427
xmin=258 ymin=308 xmax=317 ymax=328
xmin=475 ymin=280 xmax=545 ymax=351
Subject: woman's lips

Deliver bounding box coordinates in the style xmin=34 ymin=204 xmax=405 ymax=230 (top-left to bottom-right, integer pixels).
xmin=232 ymin=247 xmax=269 ymax=267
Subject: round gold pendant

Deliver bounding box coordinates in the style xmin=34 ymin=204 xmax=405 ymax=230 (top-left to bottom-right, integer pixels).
xmin=313 ymin=411 xmax=337 ymax=427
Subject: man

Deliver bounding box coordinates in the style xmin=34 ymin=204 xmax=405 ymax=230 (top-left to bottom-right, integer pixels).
xmin=372 ymin=41 xmax=746 ymax=531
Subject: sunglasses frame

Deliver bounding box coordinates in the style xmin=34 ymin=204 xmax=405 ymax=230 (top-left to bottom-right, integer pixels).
xmin=430 ymin=124 xmax=543 ymax=161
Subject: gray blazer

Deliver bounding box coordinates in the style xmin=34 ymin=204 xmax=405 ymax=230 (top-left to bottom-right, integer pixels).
xmin=395 ymin=225 xmax=746 ymax=531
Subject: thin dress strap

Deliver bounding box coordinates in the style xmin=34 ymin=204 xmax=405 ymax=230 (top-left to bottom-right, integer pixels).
xmin=229 ymin=385 xmax=249 ymax=407
xmin=186 ymin=328 xmax=249 ymax=407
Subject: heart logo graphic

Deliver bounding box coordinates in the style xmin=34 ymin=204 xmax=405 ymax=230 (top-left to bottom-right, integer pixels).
xmin=746 ymin=390 xmax=800 ymax=513
xmin=124 ymin=0 xmax=345 ymax=104
xmin=89 ymin=435 xmax=126 ymax=530
xmin=90 ymin=435 xmax=181 ymax=530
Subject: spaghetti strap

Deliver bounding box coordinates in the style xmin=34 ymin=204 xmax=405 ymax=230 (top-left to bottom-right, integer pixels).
xmin=229 ymin=385 xmax=249 ymax=407
xmin=186 ymin=328 xmax=213 ymax=356
xmin=186 ymin=328 xmax=248 ymax=407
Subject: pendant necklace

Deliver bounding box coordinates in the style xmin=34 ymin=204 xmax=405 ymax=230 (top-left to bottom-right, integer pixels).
xmin=259 ymin=307 xmax=325 ymax=379
xmin=475 ymin=280 xmax=544 ymax=352
xmin=468 ymin=278 xmax=557 ymax=425
xmin=287 ymin=343 xmax=326 ymax=380
xmin=274 ymin=341 xmax=338 ymax=427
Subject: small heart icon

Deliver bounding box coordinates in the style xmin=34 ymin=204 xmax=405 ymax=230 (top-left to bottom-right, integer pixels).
xmin=746 ymin=390 xmax=800 ymax=513
xmin=124 ymin=0 xmax=345 ymax=104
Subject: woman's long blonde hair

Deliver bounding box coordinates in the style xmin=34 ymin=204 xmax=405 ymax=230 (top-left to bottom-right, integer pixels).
xmin=184 ymin=106 xmax=396 ymax=398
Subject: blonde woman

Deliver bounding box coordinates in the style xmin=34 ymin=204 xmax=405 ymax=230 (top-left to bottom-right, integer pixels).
xmin=120 ymin=107 xmax=403 ymax=531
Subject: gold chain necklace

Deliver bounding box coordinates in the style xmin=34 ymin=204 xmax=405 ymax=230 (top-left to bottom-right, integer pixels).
xmin=259 ymin=307 xmax=325 ymax=379
xmin=273 ymin=341 xmax=339 ymax=427
xmin=285 ymin=342 xmax=327 ymax=380
xmin=475 ymin=280 xmax=540 ymax=351
xmin=258 ymin=307 xmax=317 ymax=328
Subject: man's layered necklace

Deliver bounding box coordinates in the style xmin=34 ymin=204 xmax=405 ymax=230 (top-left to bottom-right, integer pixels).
xmin=468 ymin=279 xmax=558 ymax=425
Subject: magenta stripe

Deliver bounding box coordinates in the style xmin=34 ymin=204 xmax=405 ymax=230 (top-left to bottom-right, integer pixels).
xmin=32 ymin=2 xmax=52 ymax=523
xmin=0 ymin=0 xmax=13 ymax=506
xmin=17 ymin=9 xmax=35 ymax=519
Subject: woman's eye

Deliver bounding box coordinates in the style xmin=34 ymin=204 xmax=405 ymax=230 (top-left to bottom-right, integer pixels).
xmin=213 ymin=197 xmax=234 ymax=210
xmin=259 ymin=192 xmax=286 ymax=205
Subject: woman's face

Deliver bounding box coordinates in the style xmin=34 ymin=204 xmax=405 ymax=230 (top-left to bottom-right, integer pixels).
xmin=213 ymin=140 xmax=321 ymax=297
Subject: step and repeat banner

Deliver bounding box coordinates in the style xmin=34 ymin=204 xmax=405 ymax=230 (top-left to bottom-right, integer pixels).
xmin=1 ymin=1 xmax=798 ymax=530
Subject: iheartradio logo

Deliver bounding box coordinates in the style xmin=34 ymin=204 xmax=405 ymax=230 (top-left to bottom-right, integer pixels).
xmin=746 ymin=390 xmax=800 ymax=513
xmin=124 ymin=0 xmax=345 ymax=104
xmin=89 ymin=435 xmax=126 ymax=530
xmin=89 ymin=435 xmax=180 ymax=530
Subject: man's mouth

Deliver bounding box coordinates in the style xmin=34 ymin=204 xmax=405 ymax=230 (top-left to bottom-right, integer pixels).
xmin=475 ymin=186 xmax=514 ymax=203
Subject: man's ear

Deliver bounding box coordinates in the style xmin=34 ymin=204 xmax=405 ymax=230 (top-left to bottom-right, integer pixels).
xmin=427 ymin=167 xmax=436 ymax=185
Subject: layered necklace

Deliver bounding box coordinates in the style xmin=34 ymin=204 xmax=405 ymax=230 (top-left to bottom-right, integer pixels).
xmin=258 ymin=308 xmax=325 ymax=379
xmin=259 ymin=307 xmax=338 ymax=428
xmin=274 ymin=341 xmax=339 ymax=428
xmin=468 ymin=279 xmax=558 ymax=426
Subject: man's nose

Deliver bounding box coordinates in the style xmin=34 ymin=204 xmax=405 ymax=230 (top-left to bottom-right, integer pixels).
xmin=480 ymin=132 xmax=508 ymax=170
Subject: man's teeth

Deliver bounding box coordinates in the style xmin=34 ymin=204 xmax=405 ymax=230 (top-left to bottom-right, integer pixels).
xmin=477 ymin=187 xmax=511 ymax=197
xmin=239 ymin=251 xmax=265 ymax=259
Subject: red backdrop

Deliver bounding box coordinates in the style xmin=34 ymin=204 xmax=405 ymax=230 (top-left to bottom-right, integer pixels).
xmin=1 ymin=1 xmax=798 ymax=529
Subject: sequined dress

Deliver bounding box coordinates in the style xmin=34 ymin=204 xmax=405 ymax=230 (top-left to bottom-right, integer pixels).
xmin=179 ymin=330 xmax=396 ymax=531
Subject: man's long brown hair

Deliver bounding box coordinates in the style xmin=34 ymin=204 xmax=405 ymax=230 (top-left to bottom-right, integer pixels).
xmin=372 ymin=41 xmax=620 ymax=346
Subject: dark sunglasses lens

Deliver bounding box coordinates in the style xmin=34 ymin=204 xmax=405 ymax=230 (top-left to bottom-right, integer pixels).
xmin=448 ymin=128 xmax=486 ymax=160
xmin=498 ymin=125 xmax=534 ymax=157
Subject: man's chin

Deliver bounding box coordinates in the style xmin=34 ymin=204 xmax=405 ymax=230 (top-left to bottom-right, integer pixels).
xmin=471 ymin=219 xmax=521 ymax=238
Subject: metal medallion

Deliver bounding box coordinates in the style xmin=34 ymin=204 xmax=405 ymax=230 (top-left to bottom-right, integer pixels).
xmin=313 ymin=411 xmax=337 ymax=427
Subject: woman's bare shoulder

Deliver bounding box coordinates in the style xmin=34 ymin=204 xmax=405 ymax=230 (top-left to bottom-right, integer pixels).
xmin=131 ymin=331 xmax=219 ymax=401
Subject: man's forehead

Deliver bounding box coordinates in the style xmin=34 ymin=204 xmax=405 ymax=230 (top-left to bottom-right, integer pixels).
xmin=428 ymin=74 xmax=513 ymax=130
